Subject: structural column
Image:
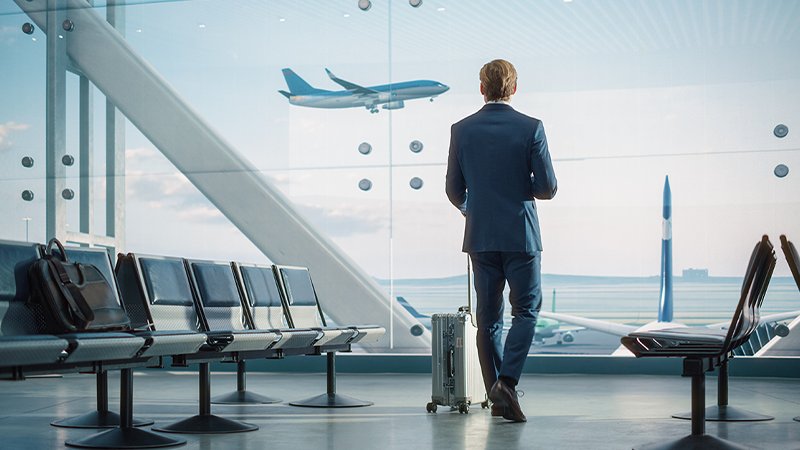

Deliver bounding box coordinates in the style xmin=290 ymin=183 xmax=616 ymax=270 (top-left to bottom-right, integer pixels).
xmin=106 ymin=0 xmax=126 ymax=252
xmin=45 ymin=0 xmax=67 ymax=241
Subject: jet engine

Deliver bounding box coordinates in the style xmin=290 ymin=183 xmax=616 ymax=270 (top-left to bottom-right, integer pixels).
xmin=561 ymin=332 xmax=575 ymax=343
xmin=382 ymin=100 xmax=405 ymax=110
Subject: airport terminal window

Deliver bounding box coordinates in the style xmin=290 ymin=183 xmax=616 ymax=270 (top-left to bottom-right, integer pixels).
xmin=0 ymin=1 xmax=798 ymax=355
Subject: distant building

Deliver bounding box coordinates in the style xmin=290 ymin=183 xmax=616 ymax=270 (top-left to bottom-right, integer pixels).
xmin=682 ymin=268 xmax=709 ymax=280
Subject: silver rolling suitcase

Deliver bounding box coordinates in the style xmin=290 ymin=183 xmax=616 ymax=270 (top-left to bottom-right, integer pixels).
xmin=426 ymin=258 xmax=488 ymax=414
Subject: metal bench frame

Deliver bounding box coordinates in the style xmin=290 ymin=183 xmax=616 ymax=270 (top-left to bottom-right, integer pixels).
xmin=779 ymin=235 xmax=800 ymax=423
xmin=621 ymin=235 xmax=777 ymax=450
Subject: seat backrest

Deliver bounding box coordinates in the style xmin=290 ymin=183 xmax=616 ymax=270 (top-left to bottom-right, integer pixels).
xmin=116 ymin=253 xmax=200 ymax=332
xmin=273 ymin=265 xmax=326 ymax=328
xmin=233 ymin=263 xmax=289 ymax=330
xmin=185 ymin=260 xmax=248 ymax=332
xmin=780 ymin=235 xmax=800 ymax=292
xmin=0 ymin=240 xmax=43 ymax=336
xmin=723 ymin=235 xmax=776 ymax=352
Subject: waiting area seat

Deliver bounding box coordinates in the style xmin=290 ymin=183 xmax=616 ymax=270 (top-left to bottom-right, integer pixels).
xmin=0 ymin=240 xmax=147 ymax=368
xmin=621 ymin=235 xmax=777 ymax=450
xmin=274 ymin=265 xmax=384 ymax=347
xmin=0 ymin=334 xmax=69 ymax=367
xmin=274 ymin=265 xmax=385 ymax=407
xmin=0 ymin=242 xmax=70 ymax=365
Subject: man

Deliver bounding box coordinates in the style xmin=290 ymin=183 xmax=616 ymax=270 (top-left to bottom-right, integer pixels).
xmin=445 ymin=59 xmax=557 ymax=423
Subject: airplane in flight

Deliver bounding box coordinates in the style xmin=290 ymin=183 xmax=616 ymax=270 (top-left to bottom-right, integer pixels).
xmin=539 ymin=176 xmax=800 ymax=355
xmin=278 ymin=68 xmax=449 ymax=114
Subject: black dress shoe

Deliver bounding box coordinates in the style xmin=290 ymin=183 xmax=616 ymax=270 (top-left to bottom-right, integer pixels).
xmin=488 ymin=379 xmax=526 ymax=422
xmin=491 ymin=404 xmax=505 ymax=417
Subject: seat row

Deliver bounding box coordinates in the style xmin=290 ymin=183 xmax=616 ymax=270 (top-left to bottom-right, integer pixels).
xmin=0 ymin=239 xmax=384 ymax=449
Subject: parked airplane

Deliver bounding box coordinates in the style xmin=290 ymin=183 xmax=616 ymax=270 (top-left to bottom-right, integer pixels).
xmin=396 ymin=296 xmax=432 ymax=330
xmin=278 ymin=68 xmax=449 ymax=113
xmin=535 ymin=289 xmax=584 ymax=345
xmin=396 ymin=294 xmax=582 ymax=346
xmin=539 ymin=176 xmax=800 ymax=355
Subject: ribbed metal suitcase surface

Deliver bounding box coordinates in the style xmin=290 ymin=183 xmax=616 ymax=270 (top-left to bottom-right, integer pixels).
xmin=428 ymin=311 xmax=486 ymax=414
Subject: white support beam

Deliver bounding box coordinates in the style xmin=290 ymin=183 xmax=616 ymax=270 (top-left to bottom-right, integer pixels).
xmin=16 ymin=0 xmax=429 ymax=350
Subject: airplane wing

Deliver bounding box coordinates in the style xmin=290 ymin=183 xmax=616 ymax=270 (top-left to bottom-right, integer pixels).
xmin=706 ymin=310 xmax=800 ymax=329
xmin=759 ymin=310 xmax=800 ymax=324
xmin=539 ymin=311 xmax=636 ymax=337
xmin=325 ymin=68 xmax=379 ymax=96
xmin=554 ymin=326 xmax=585 ymax=334
xmin=543 ymin=310 xmax=800 ymax=336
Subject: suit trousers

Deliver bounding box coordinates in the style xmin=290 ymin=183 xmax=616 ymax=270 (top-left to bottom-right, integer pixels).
xmin=470 ymin=251 xmax=542 ymax=393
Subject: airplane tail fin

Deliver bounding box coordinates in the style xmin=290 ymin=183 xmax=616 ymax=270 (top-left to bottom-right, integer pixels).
xmin=396 ymin=296 xmax=428 ymax=319
xmin=658 ymin=175 xmax=674 ymax=322
xmin=281 ymin=68 xmax=322 ymax=95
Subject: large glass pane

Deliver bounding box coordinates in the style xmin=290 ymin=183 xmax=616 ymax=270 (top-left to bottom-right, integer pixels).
xmin=120 ymin=1 xmax=394 ymax=346
xmin=3 ymin=0 xmax=798 ymax=357
xmin=389 ymin=0 xmax=800 ymax=355
xmin=0 ymin=10 xmax=46 ymax=243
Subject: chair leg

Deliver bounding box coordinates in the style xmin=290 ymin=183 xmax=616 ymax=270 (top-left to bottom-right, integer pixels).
xmin=65 ymin=368 xmax=185 ymax=448
xmin=634 ymin=362 xmax=752 ymax=450
xmin=152 ymin=362 xmax=258 ymax=434
xmin=672 ymin=360 xmax=773 ymax=422
xmin=53 ymin=371 xmax=154 ymax=429
xmin=289 ymin=351 xmax=373 ymax=408
xmin=211 ymin=360 xmax=281 ymax=404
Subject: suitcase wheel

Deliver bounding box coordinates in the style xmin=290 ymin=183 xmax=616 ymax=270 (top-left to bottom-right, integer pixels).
xmin=458 ymin=403 xmax=469 ymax=414
xmin=426 ymin=402 xmax=438 ymax=413
xmin=481 ymin=400 xmax=489 ymax=409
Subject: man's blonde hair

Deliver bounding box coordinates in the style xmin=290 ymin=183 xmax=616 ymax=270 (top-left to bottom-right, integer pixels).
xmin=480 ymin=59 xmax=517 ymax=101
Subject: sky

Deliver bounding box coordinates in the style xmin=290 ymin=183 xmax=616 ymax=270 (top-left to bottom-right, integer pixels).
xmin=1 ymin=0 xmax=799 ymax=280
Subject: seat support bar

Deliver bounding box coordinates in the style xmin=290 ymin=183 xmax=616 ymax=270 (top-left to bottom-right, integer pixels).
xmin=65 ymin=368 xmax=185 ymax=448
xmin=690 ymin=367 xmax=705 ymax=436
xmin=634 ymin=358 xmax=752 ymax=450
xmin=52 ymin=370 xmax=154 ymax=429
xmin=672 ymin=360 xmax=773 ymax=422
xmin=211 ymin=360 xmax=281 ymax=405
xmin=289 ymin=352 xmax=373 ymax=408
xmin=152 ymin=362 xmax=258 ymax=434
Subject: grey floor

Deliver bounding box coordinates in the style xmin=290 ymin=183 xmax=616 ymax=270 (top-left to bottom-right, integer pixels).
xmin=0 ymin=370 xmax=798 ymax=450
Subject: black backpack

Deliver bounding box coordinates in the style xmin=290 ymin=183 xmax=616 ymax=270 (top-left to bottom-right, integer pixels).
xmin=28 ymin=238 xmax=131 ymax=333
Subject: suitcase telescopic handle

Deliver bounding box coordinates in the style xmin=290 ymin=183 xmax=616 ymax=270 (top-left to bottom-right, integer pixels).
xmin=467 ymin=256 xmax=477 ymax=328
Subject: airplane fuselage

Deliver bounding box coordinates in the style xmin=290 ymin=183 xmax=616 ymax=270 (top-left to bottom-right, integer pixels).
xmin=288 ymin=81 xmax=449 ymax=110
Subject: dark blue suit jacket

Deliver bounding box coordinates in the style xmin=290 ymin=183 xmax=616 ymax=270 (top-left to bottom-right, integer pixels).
xmin=446 ymin=103 xmax=557 ymax=254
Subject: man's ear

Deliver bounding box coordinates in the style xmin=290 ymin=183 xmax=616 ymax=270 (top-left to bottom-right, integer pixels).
xmin=480 ymin=84 xmax=485 ymax=95
xmin=512 ymin=83 xmax=517 ymax=95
